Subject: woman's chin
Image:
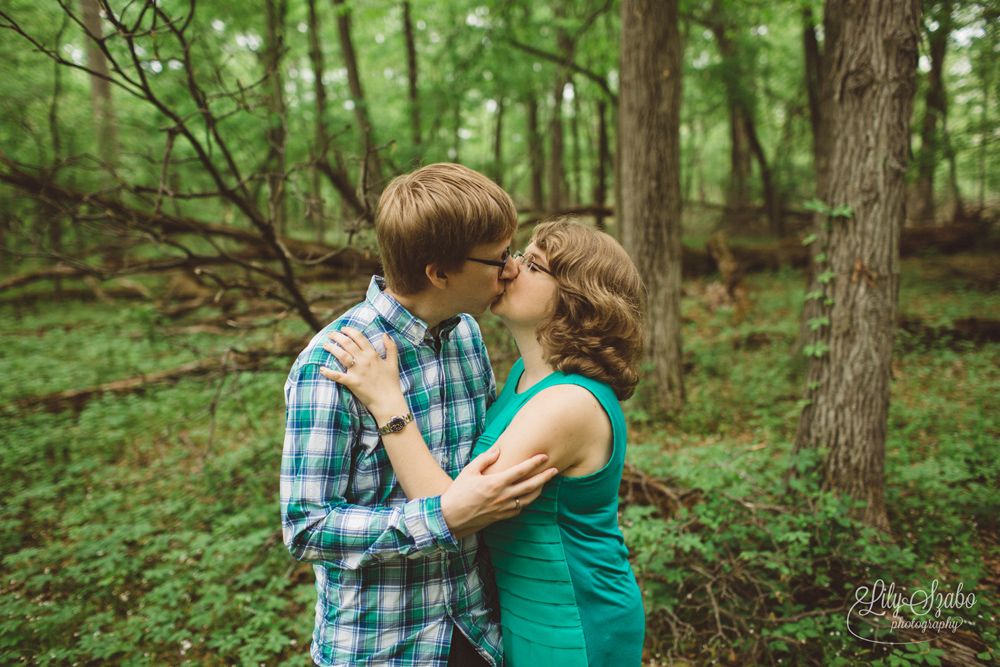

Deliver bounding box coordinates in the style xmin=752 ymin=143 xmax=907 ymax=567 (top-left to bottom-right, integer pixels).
xmin=489 ymin=293 xmax=507 ymax=315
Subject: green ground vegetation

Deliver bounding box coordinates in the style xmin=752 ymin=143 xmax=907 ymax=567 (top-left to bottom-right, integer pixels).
xmin=2 ymin=254 xmax=998 ymax=666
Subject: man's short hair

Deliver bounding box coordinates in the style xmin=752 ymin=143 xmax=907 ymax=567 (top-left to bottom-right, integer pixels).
xmin=376 ymin=163 xmax=518 ymax=295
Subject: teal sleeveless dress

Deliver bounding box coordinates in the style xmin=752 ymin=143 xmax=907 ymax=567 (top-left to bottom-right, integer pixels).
xmin=471 ymin=359 xmax=645 ymax=666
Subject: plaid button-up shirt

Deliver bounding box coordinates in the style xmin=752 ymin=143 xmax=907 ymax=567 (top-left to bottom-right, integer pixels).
xmin=281 ymin=276 xmax=502 ymax=667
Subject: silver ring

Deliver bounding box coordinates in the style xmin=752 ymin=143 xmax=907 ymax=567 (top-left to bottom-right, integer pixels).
xmin=514 ymin=497 xmax=521 ymax=511
xmin=347 ymin=357 xmax=356 ymax=369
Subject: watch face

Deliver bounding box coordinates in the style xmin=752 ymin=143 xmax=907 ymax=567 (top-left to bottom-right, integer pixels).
xmin=388 ymin=417 xmax=405 ymax=432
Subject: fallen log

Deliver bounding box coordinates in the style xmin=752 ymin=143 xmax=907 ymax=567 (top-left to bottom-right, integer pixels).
xmin=682 ymin=223 xmax=985 ymax=278
xmin=10 ymin=340 xmax=306 ymax=415
xmin=898 ymin=316 xmax=1000 ymax=347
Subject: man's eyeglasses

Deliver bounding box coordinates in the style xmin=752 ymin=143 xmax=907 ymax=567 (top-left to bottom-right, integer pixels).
xmin=466 ymin=247 xmax=511 ymax=278
xmin=511 ymin=250 xmax=554 ymax=277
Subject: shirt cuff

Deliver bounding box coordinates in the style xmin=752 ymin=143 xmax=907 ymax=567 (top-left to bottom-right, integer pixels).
xmin=402 ymin=495 xmax=460 ymax=555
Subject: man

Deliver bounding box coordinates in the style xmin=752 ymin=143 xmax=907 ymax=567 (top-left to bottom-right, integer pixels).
xmin=281 ymin=163 xmax=555 ymax=666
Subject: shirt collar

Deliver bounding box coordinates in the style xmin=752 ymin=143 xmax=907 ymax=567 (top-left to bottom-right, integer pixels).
xmin=367 ymin=276 xmax=463 ymax=347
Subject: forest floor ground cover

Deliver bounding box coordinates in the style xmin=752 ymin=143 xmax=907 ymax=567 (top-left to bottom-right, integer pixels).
xmin=1 ymin=248 xmax=998 ymax=666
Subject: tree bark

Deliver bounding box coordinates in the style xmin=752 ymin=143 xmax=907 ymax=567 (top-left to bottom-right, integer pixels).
xmin=493 ymin=95 xmax=505 ymax=186
xmin=526 ymin=98 xmax=545 ymax=211
xmin=307 ymin=0 xmax=326 ymax=242
xmin=915 ymin=1 xmax=951 ymax=223
xmin=793 ymin=0 xmax=920 ymax=534
xmin=711 ymin=25 xmax=751 ymax=222
xmin=79 ymin=0 xmax=119 ymax=167
xmin=620 ymin=0 xmax=685 ymax=413
xmin=548 ymin=75 xmax=567 ymax=211
xmin=593 ymin=99 xmax=609 ymax=230
xmin=331 ymin=0 xmax=380 ymax=179
xmin=263 ymin=0 xmax=288 ymax=236
xmin=795 ymin=5 xmax=841 ymax=356
xmin=403 ymin=1 xmax=421 ymax=152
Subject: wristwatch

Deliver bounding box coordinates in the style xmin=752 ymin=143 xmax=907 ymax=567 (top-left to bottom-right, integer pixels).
xmin=377 ymin=413 xmax=414 ymax=436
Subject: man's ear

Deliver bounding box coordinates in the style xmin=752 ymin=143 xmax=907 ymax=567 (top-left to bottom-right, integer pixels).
xmin=424 ymin=263 xmax=451 ymax=290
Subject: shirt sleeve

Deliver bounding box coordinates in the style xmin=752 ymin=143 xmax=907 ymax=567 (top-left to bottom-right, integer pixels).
xmin=280 ymin=362 xmax=459 ymax=568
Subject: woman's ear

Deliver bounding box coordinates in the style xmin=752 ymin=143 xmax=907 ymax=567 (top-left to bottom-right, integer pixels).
xmin=424 ymin=263 xmax=450 ymax=290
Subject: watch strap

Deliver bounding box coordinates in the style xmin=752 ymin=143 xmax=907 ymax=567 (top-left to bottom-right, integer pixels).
xmin=377 ymin=413 xmax=414 ymax=436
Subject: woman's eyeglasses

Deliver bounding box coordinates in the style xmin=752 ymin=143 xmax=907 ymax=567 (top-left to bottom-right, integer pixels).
xmin=511 ymin=250 xmax=554 ymax=277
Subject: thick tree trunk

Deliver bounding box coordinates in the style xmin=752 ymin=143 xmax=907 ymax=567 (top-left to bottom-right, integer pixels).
xmin=793 ymin=0 xmax=920 ymax=534
xmin=620 ymin=0 xmax=685 ymax=413
xmin=526 ymin=98 xmax=545 ymax=211
xmin=79 ymin=0 xmax=119 ymax=166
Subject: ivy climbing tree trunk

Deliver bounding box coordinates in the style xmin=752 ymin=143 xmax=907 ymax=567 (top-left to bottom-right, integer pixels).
xmin=619 ymin=0 xmax=685 ymax=413
xmin=792 ymin=0 xmax=920 ymax=533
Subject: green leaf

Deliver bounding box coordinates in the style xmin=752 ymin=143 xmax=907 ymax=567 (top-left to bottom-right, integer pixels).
xmin=817 ymin=270 xmax=836 ymax=284
xmin=814 ymin=252 xmax=827 ymax=262
xmin=808 ymin=316 xmax=830 ymax=331
xmin=805 ymin=289 xmax=825 ymax=302
xmin=802 ymin=233 xmax=818 ymax=246
xmin=803 ymin=198 xmax=830 ymax=214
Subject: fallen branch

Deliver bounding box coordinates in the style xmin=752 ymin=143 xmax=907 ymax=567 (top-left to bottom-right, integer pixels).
xmin=618 ymin=460 xmax=701 ymax=517
xmin=10 ymin=340 xmax=306 ymax=415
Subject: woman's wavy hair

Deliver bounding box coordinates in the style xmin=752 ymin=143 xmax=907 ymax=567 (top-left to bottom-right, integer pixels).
xmin=531 ymin=218 xmax=646 ymax=400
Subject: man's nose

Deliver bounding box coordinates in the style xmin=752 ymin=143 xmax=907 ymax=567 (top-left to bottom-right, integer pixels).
xmin=500 ymin=255 xmax=521 ymax=281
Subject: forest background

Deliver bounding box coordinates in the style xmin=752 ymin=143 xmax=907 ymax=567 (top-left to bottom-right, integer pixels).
xmin=1 ymin=0 xmax=998 ymax=665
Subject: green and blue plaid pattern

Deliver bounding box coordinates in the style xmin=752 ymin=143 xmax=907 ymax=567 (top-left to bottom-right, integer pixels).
xmin=281 ymin=276 xmax=502 ymax=667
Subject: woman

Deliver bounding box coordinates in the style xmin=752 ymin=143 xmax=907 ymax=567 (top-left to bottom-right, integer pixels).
xmin=320 ymin=219 xmax=645 ymax=666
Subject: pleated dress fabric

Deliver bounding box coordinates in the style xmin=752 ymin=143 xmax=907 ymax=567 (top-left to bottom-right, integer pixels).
xmin=471 ymin=359 xmax=645 ymax=667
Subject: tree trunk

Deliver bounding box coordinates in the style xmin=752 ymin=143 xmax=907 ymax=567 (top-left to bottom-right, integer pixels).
xmin=332 ymin=0 xmax=380 ymax=179
xmin=802 ymin=6 xmax=825 ymax=178
xmin=79 ymin=0 xmax=119 ymax=167
xmin=549 ymin=78 xmax=567 ymax=211
xmin=593 ymin=99 xmax=609 ymax=231
xmin=403 ymin=1 xmax=421 ymax=153
xmin=548 ymin=21 xmax=571 ymax=211
xmin=915 ymin=2 xmax=951 ymax=224
xmin=793 ymin=0 xmax=920 ymax=534
xmin=570 ymin=83 xmax=581 ymax=206
xmin=795 ymin=5 xmax=841 ymax=357
xmin=526 ymin=98 xmax=545 ymax=211
xmin=620 ymin=0 xmax=685 ymax=413
xmin=307 ymin=0 xmax=327 ymax=242
xmin=263 ymin=0 xmax=288 ymax=236
xmin=712 ymin=26 xmax=751 ymax=223
xmin=493 ymin=95 xmax=504 ymax=186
